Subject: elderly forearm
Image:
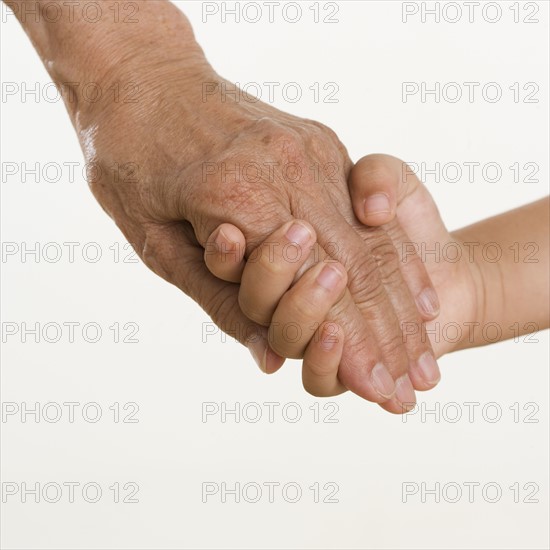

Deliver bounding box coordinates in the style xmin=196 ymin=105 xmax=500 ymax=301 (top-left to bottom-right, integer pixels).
xmin=4 ymin=0 xmax=210 ymax=119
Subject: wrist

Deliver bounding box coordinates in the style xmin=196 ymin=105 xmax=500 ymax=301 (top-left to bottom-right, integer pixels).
xmin=449 ymin=231 xmax=502 ymax=351
xmin=7 ymin=0 xmax=212 ymax=118
xmin=71 ymin=49 xmax=215 ymax=126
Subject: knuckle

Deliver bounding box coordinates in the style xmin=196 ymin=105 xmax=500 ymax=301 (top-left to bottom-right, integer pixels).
xmin=379 ymin=329 xmax=407 ymax=357
xmin=308 ymin=119 xmax=339 ymax=141
xmin=253 ymin=119 xmax=303 ymax=149
xmin=306 ymin=356 xmax=335 ymax=379
xmin=357 ymin=157 xmax=395 ymax=188
xmin=269 ymin=337 xmax=301 ymax=360
xmin=346 ymin=254 xmax=386 ymax=306
xmin=290 ymin=296 xmax=319 ymax=323
xmin=370 ymin=241 xmax=401 ymax=284
xmin=371 ymin=238 xmax=400 ymax=264
xmin=250 ymin=121 xmax=315 ymax=186
xmin=361 ymin=227 xmax=401 ymax=267
xmin=254 ymin=249 xmax=289 ymax=278
xmin=238 ymin=293 xmax=271 ymax=327
xmin=305 ymin=119 xmax=348 ymax=155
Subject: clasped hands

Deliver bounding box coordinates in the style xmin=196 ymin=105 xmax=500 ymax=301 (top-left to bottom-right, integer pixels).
xmin=61 ymin=6 xmax=468 ymax=414
xmin=8 ymin=0 xmax=544 ymax=415
xmin=81 ymin=72 xmax=451 ymax=414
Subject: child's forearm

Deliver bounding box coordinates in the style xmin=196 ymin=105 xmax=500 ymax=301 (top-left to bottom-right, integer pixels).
xmin=453 ymin=197 xmax=549 ymax=348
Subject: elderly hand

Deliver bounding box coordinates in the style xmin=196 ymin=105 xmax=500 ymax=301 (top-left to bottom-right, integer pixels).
xmin=9 ymin=0 xmax=439 ymax=413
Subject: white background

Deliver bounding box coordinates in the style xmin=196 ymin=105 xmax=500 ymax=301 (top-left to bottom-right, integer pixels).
xmin=1 ymin=1 xmax=549 ymax=549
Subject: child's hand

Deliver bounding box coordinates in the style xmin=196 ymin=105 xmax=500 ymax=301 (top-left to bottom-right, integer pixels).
xmin=351 ymin=155 xmax=550 ymax=358
xmin=204 ymin=220 xmax=351 ymax=397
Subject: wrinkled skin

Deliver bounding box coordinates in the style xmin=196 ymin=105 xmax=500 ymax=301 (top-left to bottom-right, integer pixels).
xmin=348 ymin=155 xmax=481 ymax=360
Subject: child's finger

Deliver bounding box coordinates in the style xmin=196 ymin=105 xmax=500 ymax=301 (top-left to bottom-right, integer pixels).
xmin=302 ymin=322 xmax=347 ymax=397
xmin=239 ymin=220 xmax=316 ymax=326
xmin=204 ymin=223 xmax=246 ymax=283
xmin=349 ymin=154 xmax=398 ymax=226
xmin=269 ymin=261 xmax=347 ymax=358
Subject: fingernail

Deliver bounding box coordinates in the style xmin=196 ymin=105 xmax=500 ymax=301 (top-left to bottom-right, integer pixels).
xmin=265 ymin=347 xmax=284 ymax=374
xmin=248 ymin=339 xmax=267 ymax=373
xmin=371 ymin=363 xmax=396 ymax=399
xmin=214 ymin=228 xmax=237 ymax=252
xmin=395 ymin=375 xmax=416 ymax=412
xmin=416 ymin=352 xmax=441 ymax=386
xmin=285 ymin=221 xmax=313 ymax=246
xmin=214 ymin=227 xmax=227 ymax=246
xmin=364 ymin=193 xmax=391 ymax=216
xmin=416 ymin=287 xmax=440 ymax=317
xmin=316 ymin=264 xmax=343 ymax=291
